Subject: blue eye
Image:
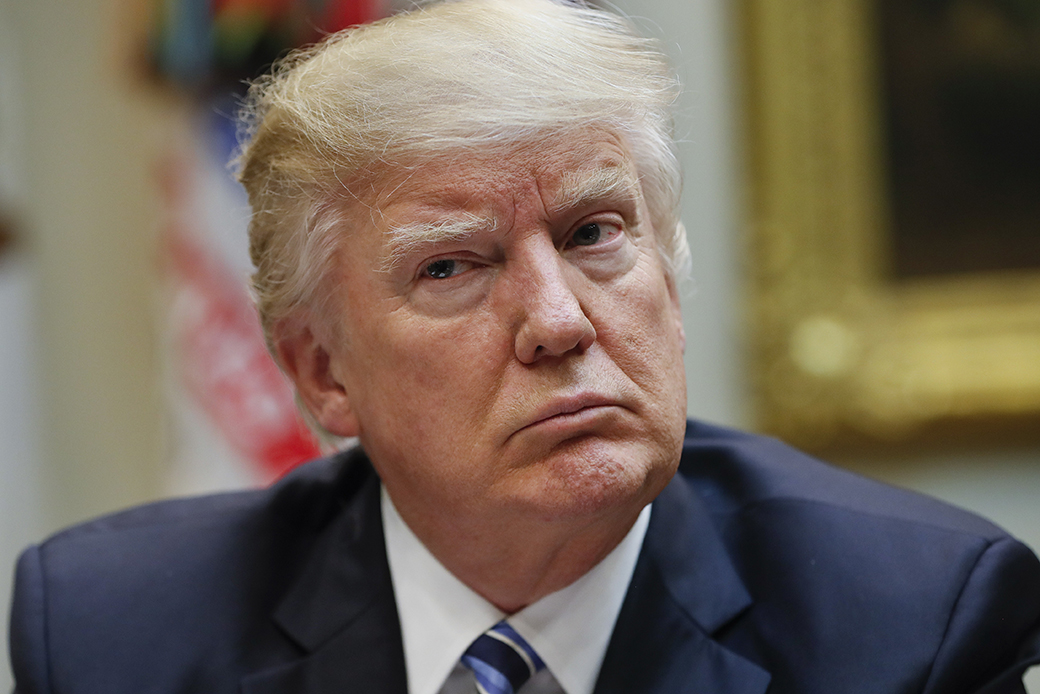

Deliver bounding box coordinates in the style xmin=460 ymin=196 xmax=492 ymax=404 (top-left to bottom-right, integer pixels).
xmin=424 ymin=259 xmax=458 ymax=279
xmin=571 ymin=223 xmax=603 ymax=247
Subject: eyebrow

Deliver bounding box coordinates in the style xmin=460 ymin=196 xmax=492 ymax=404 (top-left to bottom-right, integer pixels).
xmin=379 ymin=163 xmax=641 ymax=274
xmin=549 ymin=163 xmax=642 ymax=219
xmin=381 ymin=212 xmax=495 ymax=273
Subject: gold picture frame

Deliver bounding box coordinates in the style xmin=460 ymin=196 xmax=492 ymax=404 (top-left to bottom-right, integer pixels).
xmin=739 ymin=0 xmax=1040 ymax=453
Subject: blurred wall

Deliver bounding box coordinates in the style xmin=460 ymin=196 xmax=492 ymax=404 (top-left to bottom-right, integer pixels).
xmin=5 ymin=0 xmax=175 ymax=528
xmin=1 ymin=0 xmax=178 ymax=686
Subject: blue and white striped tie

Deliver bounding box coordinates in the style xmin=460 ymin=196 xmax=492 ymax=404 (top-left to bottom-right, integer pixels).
xmin=461 ymin=621 xmax=546 ymax=694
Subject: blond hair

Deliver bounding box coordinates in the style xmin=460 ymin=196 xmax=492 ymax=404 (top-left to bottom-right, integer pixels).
xmin=237 ymin=0 xmax=688 ymax=353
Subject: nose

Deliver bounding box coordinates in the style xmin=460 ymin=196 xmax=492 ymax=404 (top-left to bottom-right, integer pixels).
xmin=511 ymin=243 xmax=597 ymax=364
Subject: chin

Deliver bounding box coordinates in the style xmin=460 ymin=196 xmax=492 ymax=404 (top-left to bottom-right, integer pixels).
xmin=525 ymin=437 xmax=677 ymax=521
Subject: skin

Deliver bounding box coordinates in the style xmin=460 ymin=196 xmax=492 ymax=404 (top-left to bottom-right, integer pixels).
xmin=277 ymin=132 xmax=688 ymax=612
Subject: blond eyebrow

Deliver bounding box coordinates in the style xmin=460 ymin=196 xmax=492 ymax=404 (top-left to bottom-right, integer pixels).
xmin=381 ymin=212 xmax=495 ymax=273
xmin=550 ymin=163 xmax=642 ymax=218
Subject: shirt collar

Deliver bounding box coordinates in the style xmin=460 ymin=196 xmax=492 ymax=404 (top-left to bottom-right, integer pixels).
xmin=382 ymin=486 xmax=650 ymax=694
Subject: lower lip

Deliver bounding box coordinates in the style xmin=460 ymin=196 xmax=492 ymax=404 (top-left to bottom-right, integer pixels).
xmin=523 ymin=405 xmax=620 ymax=436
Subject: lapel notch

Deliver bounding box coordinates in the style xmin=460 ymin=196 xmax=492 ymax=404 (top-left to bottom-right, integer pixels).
xmin=594 ymin=475 xmax=770 ymax=694
xmin=242 ymin=459 xmax=408 ymax=694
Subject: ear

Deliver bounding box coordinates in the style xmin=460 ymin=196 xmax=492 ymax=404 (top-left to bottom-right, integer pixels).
xmin=274 ymin=321 xmax=361 ymax=438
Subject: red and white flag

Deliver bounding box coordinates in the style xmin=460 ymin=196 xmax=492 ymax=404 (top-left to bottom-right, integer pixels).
xmin=158 ymin=123 xmax=320 ymax=494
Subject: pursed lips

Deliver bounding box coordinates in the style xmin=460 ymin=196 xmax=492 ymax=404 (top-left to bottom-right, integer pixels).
xmin=515 ymin=393 xmax=623 ymax=436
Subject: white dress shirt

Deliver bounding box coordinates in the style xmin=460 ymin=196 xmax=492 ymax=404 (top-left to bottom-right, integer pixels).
xmin=382 ymin=486 xmax=650 ymax=694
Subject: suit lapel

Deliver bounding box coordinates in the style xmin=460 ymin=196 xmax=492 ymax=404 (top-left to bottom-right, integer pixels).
xmin=594 ymin=474 xmax=771 ymax=694
xmin=241 ymin=456 xmax=407 ymax=694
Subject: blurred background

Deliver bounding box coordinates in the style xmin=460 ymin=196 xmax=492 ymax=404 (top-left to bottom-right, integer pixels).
xmin=1 ymin=0 xmax=1038 ymax=689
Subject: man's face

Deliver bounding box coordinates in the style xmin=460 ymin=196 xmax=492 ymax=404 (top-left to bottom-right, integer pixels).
xmin=311 ymin=132 xmax=687 ymax=537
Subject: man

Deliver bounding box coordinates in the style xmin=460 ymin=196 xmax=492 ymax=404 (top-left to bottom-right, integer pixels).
xmin=9 ymin=0 xmax=1040 ymax=692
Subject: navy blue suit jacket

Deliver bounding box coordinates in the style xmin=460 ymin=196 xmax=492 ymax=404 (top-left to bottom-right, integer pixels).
xmin=10 ymin=421 xmax=1040 ymax=693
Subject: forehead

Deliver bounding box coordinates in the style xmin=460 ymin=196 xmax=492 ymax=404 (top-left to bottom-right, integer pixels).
xmin=363 ymin=131 xmax=641 ymax=221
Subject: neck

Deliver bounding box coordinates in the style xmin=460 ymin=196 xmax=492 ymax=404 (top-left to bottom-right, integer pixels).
xmin=397 ymin=499 xmax=649 ymax=613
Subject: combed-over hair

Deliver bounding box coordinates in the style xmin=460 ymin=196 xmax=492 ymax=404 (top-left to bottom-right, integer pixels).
xmin=237 ymin=0 xmax=689 ymax=354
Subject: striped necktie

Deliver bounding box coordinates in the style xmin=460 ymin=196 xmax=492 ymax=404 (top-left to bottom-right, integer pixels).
xmin=461 ymin=621 xmax=546 ymax=694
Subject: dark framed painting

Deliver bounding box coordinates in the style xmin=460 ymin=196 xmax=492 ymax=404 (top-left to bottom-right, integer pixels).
xmin=739 ymin=0 xmax=1040 ymax=453
xmin=879 ymin=0 xmax=1040 ymax=279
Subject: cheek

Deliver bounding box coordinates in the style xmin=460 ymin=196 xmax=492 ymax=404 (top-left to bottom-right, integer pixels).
xmin=600 ymin=266 xmax=687 ymax=411
xmin=358 ymin=321 xmax=513 ymax=501
xmin=365 ymin=314 xmax=509 ymax=428
xmin=604 ymin=263 xmax=683 ymax=352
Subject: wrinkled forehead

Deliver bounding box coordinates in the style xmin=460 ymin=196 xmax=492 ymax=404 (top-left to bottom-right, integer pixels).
xmin=349 ymin=130 xmax=646 ymax=225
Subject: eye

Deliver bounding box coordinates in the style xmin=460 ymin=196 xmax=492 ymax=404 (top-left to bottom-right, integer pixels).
xmin=571 ymin=223 xmax=602 ymax=247
xmin=422 ymin=258 xmax=473 ymax=279
xmin=566 ymin=221 xmax=622 ymax=249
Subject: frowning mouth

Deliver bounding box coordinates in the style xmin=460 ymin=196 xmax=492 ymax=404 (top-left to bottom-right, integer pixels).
xmin=516 ymin=393 xmax=623 ymax=437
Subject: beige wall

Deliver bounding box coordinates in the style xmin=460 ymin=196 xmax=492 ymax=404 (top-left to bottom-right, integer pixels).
xmin=7 ymin=0 xmax=176 ymax=529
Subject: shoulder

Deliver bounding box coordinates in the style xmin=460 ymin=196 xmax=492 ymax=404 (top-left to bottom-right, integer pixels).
xmin=30 ymin=448 xmax=371 ymax=577
xmin=9 ymin=447 xmax=380 ymax=694
xmin=671 ymin=420 xmax=1040 ymax=692
xmin=674 ymin=419 xmax=1035 ymax=599
xmin=678 ymin=419 xmax=1007 ymax=539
